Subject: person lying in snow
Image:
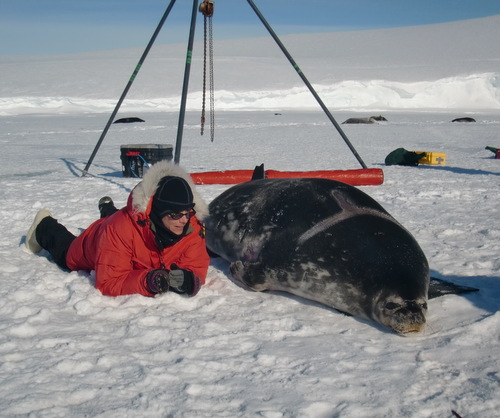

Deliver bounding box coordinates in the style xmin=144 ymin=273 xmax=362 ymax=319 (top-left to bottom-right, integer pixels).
xmin=25 ymin=162 xmax=210 ymax=297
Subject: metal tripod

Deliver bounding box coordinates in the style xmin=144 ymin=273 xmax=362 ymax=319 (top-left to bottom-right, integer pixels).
xmin=82 ymin=0 xmax=366 ymax=176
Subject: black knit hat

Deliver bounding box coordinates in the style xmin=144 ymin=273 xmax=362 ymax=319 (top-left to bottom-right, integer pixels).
xmin=152 ymin=176 xmax=195 ymax=217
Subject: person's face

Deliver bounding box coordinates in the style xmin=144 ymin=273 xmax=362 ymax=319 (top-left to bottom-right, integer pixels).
xmin=162 ymin=210 xmax=193 ymax=235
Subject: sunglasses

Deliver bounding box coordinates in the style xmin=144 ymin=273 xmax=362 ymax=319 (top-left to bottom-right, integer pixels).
xmin=166 ymin=210 xmax=196 ymax=220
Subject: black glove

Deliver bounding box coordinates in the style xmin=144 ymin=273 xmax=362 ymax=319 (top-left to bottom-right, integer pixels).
xmin=146 ymin=269 xmax=170 ymax=294
xmin=169 ymin=264 xmax=201 ymax=297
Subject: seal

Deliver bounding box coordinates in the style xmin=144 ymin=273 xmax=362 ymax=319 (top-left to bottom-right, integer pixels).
xmin=113 ymin=117 xmax=145 ymax=124
xmin=342 ymin=115 xmax=387 ymax=124
xmin=451 ymin=117 xmax=475 ymax=123
xmin=206 ymin=178 xmax=430 ymax=334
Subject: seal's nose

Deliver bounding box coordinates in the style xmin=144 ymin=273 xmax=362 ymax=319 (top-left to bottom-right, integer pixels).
xmin=405 ymin=300 xmax=427 ymax=313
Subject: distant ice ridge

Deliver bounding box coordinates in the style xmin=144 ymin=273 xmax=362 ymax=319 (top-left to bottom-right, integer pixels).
xmin=1 ymin=72 xmax=498 ymax=115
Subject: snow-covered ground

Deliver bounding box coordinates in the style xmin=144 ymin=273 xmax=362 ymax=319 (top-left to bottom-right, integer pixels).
xmin=0 ymin=15 xmax=499 ymax=417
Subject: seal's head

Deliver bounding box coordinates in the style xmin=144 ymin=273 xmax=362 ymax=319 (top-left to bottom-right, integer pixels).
xmin=373 ymin=293 xmax=428 ymax=334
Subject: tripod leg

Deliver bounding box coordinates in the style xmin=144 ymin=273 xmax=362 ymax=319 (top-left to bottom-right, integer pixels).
xmin=246 ymin=0 xmax=367 ymax=169
xmin=82 ymin=0 xmax=178 ymax=176
xmin=174 ymin=0 xmax=199 ymax=164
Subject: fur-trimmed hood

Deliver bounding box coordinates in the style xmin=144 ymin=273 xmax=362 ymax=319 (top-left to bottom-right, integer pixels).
xmin=130 ymin=161 xmax=209 ymax=220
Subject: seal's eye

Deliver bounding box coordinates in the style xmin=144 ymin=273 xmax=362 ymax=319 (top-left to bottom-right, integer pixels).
xmin=420 ymin=302 xmax=428 ymax=310
xmin=385 ymin=302 xmax=401 ymax=311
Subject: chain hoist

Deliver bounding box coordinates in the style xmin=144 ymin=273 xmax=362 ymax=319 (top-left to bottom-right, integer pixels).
xmin=199 ymin=1 xmax=215 ymax=141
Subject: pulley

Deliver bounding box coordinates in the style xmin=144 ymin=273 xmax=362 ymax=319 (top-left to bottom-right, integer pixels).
xmin=199 ymin=0 xmax=214 ymax=17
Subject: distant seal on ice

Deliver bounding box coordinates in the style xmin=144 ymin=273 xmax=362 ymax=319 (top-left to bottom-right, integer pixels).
xmin=113 ymin=117 xmax=145 ymax=124
xmin=342 ymin=115 xmax=387 ymax=124
xmin=451 ymin=117 xmax=476 ymax=123
xmin=206 ymin=178 xmax=430 ymax=334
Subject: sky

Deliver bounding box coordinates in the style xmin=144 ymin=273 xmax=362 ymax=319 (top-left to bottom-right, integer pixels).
xmin=1 ymin=0 xmax=500 ymax=55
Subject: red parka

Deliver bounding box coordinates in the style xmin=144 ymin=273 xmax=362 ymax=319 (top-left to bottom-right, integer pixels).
xmin=65 ymin=162 xmax=210 ymax=297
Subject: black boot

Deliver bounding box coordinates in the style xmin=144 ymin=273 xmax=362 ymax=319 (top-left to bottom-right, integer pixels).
xmin=35 ymin=216 xmax=77 ymax=270
xmin=98 ymin=196 xmax=118 ymax=219
xmin=26 ymin=209 xmax=52 ymax=253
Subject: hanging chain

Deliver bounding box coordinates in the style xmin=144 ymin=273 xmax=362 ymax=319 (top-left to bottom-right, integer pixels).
xmin=200 ymin=1 xmax=215 ymax=141
xmin=201 ymin=13 xmax=208 ymax=135
xmin=208 ymin=14 xmax=215 ymax=142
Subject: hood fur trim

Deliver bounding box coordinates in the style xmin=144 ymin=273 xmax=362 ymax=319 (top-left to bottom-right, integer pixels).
xmin=131 ymin=161 xmax=209 ymax=220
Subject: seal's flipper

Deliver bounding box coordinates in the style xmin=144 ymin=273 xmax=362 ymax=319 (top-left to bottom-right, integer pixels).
xmin=428 ymin=277 xmax=479 ymax=299
xmin=251 ymin=164 xmax=265 ymax=180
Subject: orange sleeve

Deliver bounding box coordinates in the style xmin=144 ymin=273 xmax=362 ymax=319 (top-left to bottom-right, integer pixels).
xmin=94 ymin=214 xmax=154 ymax=297
xmin=171 ymin=228 xmax=210 ymax=284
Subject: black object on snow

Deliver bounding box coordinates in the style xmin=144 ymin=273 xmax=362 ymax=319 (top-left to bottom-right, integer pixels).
xmin=385 ymin=148 xmax=426 ymax=166
xmin=113 ymin=117 xmax=145 ymax=124
xmin=451 ymin=117 xmax=476 ymax=123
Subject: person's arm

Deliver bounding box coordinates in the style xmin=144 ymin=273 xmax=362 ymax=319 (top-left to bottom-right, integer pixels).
xmin=170 ymin=231 xmax=210 ymax=286
xmin=94 ymin=221 xmax=153 ymax=297
xmin=94 ymin=218 xmax=210 ymax=297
